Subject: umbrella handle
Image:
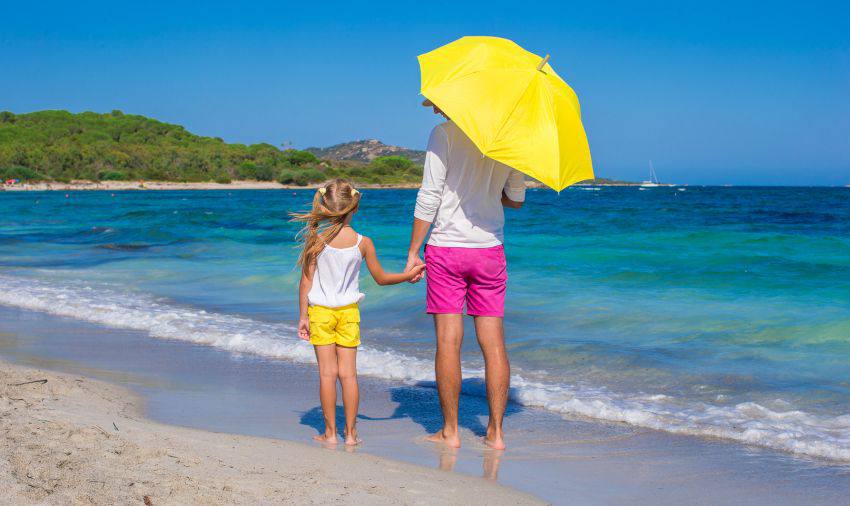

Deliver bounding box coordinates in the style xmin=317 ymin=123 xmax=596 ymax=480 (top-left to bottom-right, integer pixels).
xmin=536 ymin=54 xmax=550 ymax=71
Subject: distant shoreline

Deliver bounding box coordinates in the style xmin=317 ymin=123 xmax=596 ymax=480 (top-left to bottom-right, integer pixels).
xmin=0 ymin=180 xmax=421 ymax=191
xmin=1 ymin=180 xmax=649 ymax=192
xmin=5 ymin=181 xmax=848 ymax=192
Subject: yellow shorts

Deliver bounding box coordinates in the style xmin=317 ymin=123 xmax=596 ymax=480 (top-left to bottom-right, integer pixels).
xmin=308 ymin=303 xmax=361 ymax=347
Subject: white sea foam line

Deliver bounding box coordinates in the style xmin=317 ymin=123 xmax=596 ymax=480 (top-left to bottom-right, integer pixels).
xmin=1 ymin=273 xmax=849 ymax=462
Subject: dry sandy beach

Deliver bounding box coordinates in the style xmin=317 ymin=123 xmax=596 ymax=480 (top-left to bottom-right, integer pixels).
xmin=0 ymin=359 xmax=540 ymax=505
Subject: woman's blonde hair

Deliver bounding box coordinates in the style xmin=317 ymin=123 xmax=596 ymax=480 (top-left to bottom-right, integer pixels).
xmin=290 ymin=178 xmax=361 ymax=269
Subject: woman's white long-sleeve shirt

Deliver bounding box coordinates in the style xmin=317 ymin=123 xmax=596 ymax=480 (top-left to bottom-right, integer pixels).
xmin=414 ymin=121 xmax=526 ymax=248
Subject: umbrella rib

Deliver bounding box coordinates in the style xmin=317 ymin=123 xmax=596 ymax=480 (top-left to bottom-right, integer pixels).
xmin=547 ymin=88 xmax=562 ymax=190
xmin=540 ymin=78 xmax=563 ymax=189
xmin=482 ymin=73 xmax=536 ymax=156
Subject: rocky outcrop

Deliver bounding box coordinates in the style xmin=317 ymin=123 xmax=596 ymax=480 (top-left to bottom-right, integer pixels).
xmin=305 ymin=139 xmax=425 ymax=164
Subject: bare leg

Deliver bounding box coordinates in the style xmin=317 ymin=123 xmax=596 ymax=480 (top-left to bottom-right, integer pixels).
xmin=313 ymin=344 xmax=339 ymax=444
xmin=336 ymin=345 xmax=361 ymax=445
xmin=474 ymin=316 xmax=509 ymax=450
xmin=426 ymin=313 xmax=463 ymax=448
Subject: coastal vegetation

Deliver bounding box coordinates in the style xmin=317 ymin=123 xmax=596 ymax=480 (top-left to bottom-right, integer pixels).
xmin=0 ymin=110 xmax=423 ymax=185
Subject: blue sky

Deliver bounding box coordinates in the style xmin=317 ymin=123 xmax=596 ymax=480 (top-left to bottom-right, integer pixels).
xmin=2 ymin=1 xmax=848 ymax=185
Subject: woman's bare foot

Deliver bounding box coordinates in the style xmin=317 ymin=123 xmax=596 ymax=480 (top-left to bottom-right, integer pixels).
xmin=312 ymin=430 xmax=338 ymax=445
xmin=483 ymin=436 xmax=506 ymax=450
xmin=483 ymin=427 xmax=506 ymax=450
xmin=426 ymin=429 xmax=461 ymax=448
xmin=344 ymin=428 xmax=361 ymax=446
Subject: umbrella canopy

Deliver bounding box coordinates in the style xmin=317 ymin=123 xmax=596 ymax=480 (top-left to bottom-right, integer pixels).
xmin=418 ymin=36 xmax=593 ymax=191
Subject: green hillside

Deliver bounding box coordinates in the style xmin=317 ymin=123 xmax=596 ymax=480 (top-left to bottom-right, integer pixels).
xmin=0 ymin=110 xmax=423 ymax=185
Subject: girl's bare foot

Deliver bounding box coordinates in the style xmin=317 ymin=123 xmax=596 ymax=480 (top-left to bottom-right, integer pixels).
xmin=426 ymin=429 xmax=461 ymax=448
xmin=344 ymin=428 xmax=362 ymax=446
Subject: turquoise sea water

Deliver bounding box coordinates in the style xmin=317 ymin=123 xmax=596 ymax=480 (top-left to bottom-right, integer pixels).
xmin=1 ymin=187 xmax=848 ymax=460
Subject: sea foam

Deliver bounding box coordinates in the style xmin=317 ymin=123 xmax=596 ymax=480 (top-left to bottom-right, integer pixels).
xmin=1 ymin=274 xmax=848 ymax=462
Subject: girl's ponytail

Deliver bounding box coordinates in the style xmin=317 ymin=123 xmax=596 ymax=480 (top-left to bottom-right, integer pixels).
xmin=290 ymin=179 xmax=361 ymax=269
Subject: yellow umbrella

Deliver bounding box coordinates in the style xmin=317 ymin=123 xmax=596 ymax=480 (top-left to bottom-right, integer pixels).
xmin=418 ymin=36 xmax=594 ymax=191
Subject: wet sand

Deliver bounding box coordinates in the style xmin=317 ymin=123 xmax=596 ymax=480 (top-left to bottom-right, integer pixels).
xmin=0 ymin=358 xmax=539 ymax=505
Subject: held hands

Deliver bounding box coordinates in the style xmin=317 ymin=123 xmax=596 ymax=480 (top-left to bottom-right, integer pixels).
xmin=405 ymin=254 xmax=426 ymax=284
xmin=298 ymin=318 xmax=310 ymax=341
xmin=405 ymin=262 xmax=426 ymax=282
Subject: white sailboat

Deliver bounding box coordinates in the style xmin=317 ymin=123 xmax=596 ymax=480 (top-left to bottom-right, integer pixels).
xmin=640 ymin=160 xmax=661 ymax=187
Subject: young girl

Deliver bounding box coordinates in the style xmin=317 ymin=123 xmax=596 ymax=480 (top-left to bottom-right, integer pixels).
xmin=292 ymin=179 xmax=425 ymax=445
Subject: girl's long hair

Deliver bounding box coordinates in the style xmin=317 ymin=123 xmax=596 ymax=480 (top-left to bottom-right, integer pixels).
xmin=290 ymin=178 xmax=361 ymax=269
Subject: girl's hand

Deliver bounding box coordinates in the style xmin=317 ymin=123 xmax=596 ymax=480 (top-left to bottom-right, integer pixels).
xmin=405 ymin=263 xmax=426 ymax=282
xmin=298 ymin=318 xmax=310 ymax=341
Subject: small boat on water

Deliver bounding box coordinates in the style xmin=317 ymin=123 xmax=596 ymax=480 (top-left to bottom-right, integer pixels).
xmin=640 ymin=161 xmax=675 ymax=188
xmin=640 ymin=161 xmax=661 ymax=188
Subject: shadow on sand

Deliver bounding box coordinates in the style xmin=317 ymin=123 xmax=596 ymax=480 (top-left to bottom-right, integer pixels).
xmin=299 ymin=378 xmax=523 ymax=438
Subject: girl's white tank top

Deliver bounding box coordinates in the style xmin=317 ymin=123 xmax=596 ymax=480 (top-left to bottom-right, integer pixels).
xmin=307 ymin=234 xmax=365 ymax=308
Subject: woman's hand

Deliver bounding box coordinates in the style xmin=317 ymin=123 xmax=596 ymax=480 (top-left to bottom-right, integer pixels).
xmin=298 ymin=318 xmax=310 ymax=341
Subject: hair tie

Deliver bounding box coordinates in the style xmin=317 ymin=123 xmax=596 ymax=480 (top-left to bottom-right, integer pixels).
xmin=318 ymin=187 xmax=327 ymax=195
xmin=351 ymin=188 xmax=359 ymax=196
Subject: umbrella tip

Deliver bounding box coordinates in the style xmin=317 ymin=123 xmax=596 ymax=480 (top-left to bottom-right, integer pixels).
xmin=537 ymin=54 xmax=550 ymax=71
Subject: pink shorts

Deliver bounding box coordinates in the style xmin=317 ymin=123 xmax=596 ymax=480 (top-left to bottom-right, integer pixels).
xmin=424 ymin=245 xmax=507 ymax=317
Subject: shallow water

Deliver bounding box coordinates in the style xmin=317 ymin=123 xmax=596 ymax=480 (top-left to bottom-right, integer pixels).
xmin=3 ymin=305 xmax=850 ymax=505
xmin=1 ymin=187 xmax=849 ymax=460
